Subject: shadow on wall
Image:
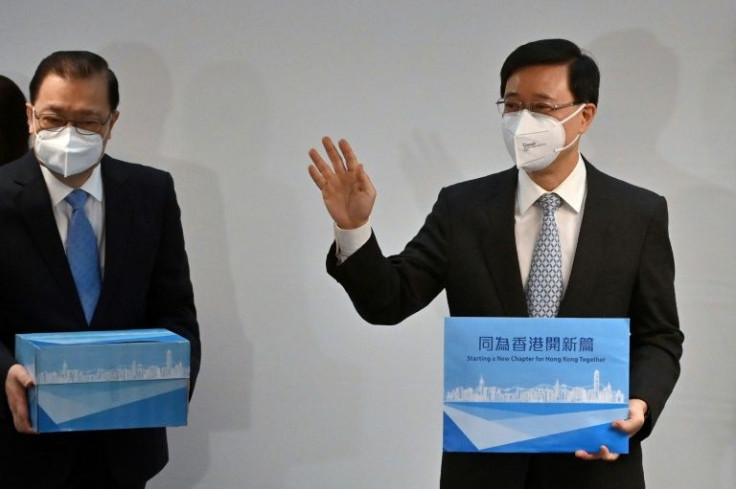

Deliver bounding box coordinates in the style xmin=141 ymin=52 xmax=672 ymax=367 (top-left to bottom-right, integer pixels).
xmin=178 ymin=58 xmax=366 ymax=486
xmin=588 ymin=29 xmax=735 ymax=488
xmin=101 ymin=43 xmax=366 ymax=487
xmin=589 ymin=29 xmax=735 ymax=314
xmin=100 ymin=43 xmax=254 ymax=488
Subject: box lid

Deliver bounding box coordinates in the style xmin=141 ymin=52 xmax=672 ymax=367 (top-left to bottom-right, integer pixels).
xmin=16 ymin=329 xmax=190 ymax=386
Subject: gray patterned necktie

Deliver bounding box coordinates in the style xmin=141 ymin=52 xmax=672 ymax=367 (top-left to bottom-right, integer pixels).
xmin=526 ymin=193 xmax=563 ymax=318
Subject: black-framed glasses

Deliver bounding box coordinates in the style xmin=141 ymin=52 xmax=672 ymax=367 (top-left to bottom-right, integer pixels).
xmin=33 ymin=109 xmax=112 ymax=136
xmin=495 ymin=98 xmax=580 ymax=115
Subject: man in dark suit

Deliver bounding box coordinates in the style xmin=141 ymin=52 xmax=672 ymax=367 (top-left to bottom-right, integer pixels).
xmin=0 ymin=51 xmax=200 ymax=489
xmin=307 ymin=39 xmax=683 ymax=488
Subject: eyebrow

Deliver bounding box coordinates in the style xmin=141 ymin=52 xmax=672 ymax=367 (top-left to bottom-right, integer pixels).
xmin=503 ymin=92 xmax=557 ymax=101
xmin=38 ymin=105 xmax=105 ymax=117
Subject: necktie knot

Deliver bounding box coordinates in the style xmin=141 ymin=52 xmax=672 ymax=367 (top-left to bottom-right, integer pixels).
xmin=65 ymin=189 xmax=89 ymax=211
xmin=535 ymin=193 xmax=562 ymax=215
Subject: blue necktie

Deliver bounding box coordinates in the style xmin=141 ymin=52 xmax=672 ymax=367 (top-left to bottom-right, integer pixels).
xmin=526 ymin=193 xmax=563 ymax=318
xmin=65 ymin=189 xmax=101 ymax=324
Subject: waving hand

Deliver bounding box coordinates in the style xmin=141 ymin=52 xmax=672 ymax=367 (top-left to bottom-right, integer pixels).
xmin=308 ymin=137 xmax=376 ymax=229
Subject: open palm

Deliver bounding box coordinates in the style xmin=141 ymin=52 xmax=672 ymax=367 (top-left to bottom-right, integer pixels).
xmin=308 ymin=137 xmax=376 ymax=229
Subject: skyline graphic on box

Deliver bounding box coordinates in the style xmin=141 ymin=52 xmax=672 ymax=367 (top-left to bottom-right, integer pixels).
xmin=16 ymin=329 xmax=190 ymax=433
xmin=444 ymin=317 xmax=630 ymax=454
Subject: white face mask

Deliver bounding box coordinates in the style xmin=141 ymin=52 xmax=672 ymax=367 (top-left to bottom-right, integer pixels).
xmin=502 ymin=104 xmax=585 ymax=172
xmin=34 ymin=126 xmax=105 ymax=177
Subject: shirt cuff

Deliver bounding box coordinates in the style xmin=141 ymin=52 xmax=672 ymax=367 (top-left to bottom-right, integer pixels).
xmin=334 ymin=220 xmax=372 ymax=264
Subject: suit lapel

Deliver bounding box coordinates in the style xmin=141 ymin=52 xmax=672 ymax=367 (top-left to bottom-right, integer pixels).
xmin=92 ymin=157 xmax=132 ymax=326
xmin=559 ymin=161 xmax=610 ymax=316
xmin=13 ymin=155 xmax=85 ymax=322
xmin=479 ymin=169 xmax=528 ymax=317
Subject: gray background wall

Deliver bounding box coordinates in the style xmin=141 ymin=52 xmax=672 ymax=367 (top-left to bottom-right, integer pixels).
xmin=2 ymin=1 xmax=734 ymax=488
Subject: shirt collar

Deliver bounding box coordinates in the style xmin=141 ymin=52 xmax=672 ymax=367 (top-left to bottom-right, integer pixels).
xmin=517 ymin=154 xmax=587 ymax=214
xmin=40 ymin=163 xmax=104 ymax=207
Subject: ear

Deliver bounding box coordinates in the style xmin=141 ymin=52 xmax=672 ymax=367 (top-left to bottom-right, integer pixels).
xmin=578 ymin=103 xmax=597 ymax=134
xmin=25 ymin=103 xmax=34 ymax=134
xmin=105 ymin=110 xmax=120 ymax=141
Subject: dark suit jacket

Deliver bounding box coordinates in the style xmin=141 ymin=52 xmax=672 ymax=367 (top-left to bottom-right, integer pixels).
xmin=326 ymin=160 xmax=683 ymax=489
xmin=0 ymin=152 xmax=201 ymax=488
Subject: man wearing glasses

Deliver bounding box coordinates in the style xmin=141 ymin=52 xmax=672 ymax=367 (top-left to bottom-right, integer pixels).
xmin=308 ymin=39 xmax=683 ymax=488
xmin=0 ymin=51 xmax=200 ymax=489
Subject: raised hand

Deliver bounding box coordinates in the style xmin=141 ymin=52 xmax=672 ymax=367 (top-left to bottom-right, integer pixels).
xmin=308 ymin=137 xmax=376 ymax=229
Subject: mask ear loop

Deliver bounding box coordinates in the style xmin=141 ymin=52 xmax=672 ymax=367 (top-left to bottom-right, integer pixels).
xmin=554 ymin=104 xmax=587 ymax=154
xmin=559 ymin=103 xmax=587 ymax=124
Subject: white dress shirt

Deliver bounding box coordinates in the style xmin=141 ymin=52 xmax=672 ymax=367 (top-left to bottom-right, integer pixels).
xmin=334 ymin=155 xmax=587 ymax=292
xmin=40 ymin=164 xmax=106 ymax=273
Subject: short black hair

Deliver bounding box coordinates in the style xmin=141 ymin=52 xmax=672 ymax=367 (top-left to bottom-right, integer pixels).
xmin=500 ymin=39 xmax=599 ymax=106
xmin=29 ymin=51 xmax=119 ymax=111
xmin=0 ymin=75 xmax=29 ymax=165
